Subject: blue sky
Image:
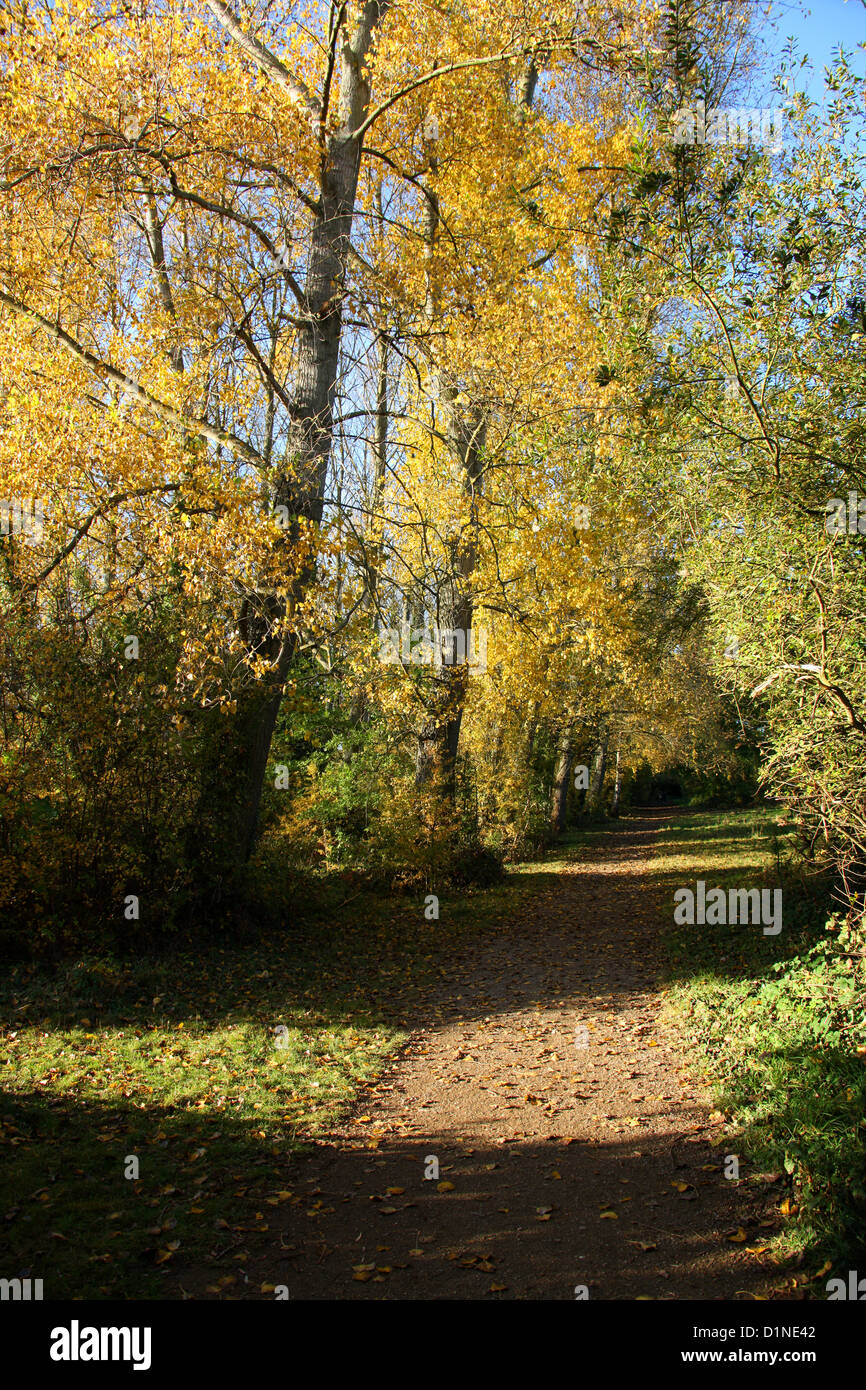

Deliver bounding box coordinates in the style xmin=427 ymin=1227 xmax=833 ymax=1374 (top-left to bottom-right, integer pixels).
xmin=766 ymin=0 xmax=866 ymax=97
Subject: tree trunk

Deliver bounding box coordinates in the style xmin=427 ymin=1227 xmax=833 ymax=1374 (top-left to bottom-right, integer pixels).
xmin=413 ymin=62 xmax=537 ymax=798
xmin=490 ymin=717 xmax=507 ymax=774
xmin=610 ymin=742 xmax=622 ymax=817
xmin=550 ymin=726 xmax=574 ymax=834
xmin=522 ymin=699 xmax=541 ymax=769
xmin=414 ymin=398 xmax=486 ymax=795
xmin=412 ymin=109 xmax=486 ymax=795
xmin=585 ymin=732 xmax=609 ymax=817
xmin=211 ymin=2 xmax=389 ymax=864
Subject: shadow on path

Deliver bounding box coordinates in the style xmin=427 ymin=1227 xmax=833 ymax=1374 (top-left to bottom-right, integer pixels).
xmin=174 ymin=809 xmax=782 ymax=1300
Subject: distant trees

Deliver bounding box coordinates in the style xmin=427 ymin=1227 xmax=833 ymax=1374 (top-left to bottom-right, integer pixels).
xmin=8 ymin=0 xmax=846 ymax=952
xmin=611 ymin=42 xmax=866 ymax=895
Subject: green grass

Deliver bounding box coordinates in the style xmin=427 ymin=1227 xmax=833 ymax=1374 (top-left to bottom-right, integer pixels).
xmin=0 ymin=862 xmax=551 ymax=1300
xmin=658 ymin=806 xmax=866 ymax=1277
xmin=8 ymin=805 xmax=862 ymax=1300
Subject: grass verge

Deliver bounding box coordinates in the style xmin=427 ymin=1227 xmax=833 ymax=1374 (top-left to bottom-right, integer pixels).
xmin=658 ymin=805 xmax=866 ymax=1280
xmin=0 ymin=860 xmax=554 ymax=1300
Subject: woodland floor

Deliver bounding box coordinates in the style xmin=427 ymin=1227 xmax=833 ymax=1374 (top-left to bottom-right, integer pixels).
xmin=173 ymin=808 xmax=786 ymax=1301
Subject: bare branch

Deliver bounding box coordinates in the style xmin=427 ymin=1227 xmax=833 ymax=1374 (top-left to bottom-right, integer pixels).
xmin=0 ymin=289 xmax=263 ymax=466
xmin=204 ymin=0 xmax=322 ymax=124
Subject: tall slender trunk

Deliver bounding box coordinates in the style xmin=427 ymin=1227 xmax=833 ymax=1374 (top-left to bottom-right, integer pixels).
xmin=490 ymin=717 xmax=507 ymax=773
xmin=610 ymin=742 xmax=622 ymax=817
xmin=366 ymin=316 xmax=390 ymax=608
xmin=207 ymin=2 xmax=390 ymax=865
xmin=413 ymin=112 xmax=485 ymax=796
xmin=523 ymin=698 xmax=541 ymax=769
xmin=414 ymin=399 xmax=486 ymax=795
xmin=550 ymin=726 xmax=574 ymax=833
xmin=585 ymin=732 xmax=610 ymax=816
xmin=413 ymin=58 xmax=537 ymax=797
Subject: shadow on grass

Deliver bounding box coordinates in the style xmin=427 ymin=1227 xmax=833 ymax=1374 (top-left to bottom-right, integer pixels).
xmin=0 ymin=849 xmax=566 ymax=1300
xmin=4 ymin=805 xmax=858 ymax=1296
xmin=658 ymin=806 xmax=866 ymax=1267
xmin=1 ymin=1085 xmax=322 ymax=1299
xmin=0 ymin=1086 xmax=784 ymax=1301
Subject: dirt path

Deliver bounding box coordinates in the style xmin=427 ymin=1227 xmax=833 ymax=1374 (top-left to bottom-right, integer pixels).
xmin=189 ymin=810 xmax=781 ymax=1300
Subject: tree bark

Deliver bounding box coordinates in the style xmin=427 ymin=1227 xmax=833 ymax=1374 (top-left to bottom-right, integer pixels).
xmin=523 ymin=698 xmax=541 ymax=768
xmin=414 ymin=395 xmax=486 ymax=795
xmin=413 ymin=59 xmax=538 ymax=797
xmin=585 ymin=732 xmax=609 ymax=816
xmin=550 ymin=726 xmax=574 ymax=833
xmin=413 ymin=105 xmax=486 ymax=795
xmin=610 ymin=741 xmax=622 ymax=817
xmin=211 ymin=2 xmax=391 ymax=864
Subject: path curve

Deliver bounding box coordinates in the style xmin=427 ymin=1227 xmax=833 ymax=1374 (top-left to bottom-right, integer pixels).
xmin=206 ymin=810 xmax=780 ymax=1300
